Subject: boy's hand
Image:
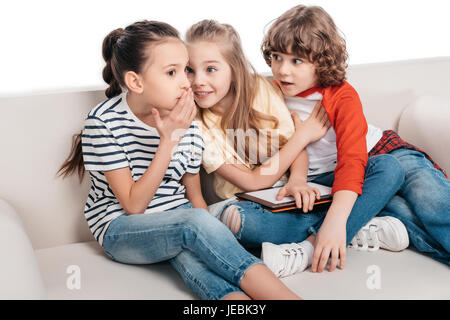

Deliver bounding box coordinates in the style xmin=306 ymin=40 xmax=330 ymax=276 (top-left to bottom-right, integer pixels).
xmin=276 ymin=180 xmax=321 ymax=213
xmin=292 ymin=101 xmax=331 ymax=143
xmin=311 ymin=213 xmax=347 ymax=272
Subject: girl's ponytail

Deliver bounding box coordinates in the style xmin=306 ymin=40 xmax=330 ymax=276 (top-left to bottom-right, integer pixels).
xmin=57 ymin=131 xmax=85 ymax=182
xmin=102 ymin=28 xmax=124 ymax=98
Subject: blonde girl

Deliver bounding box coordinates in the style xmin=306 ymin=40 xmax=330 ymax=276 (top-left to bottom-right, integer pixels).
xmin=186 ymin=19 xmax=329 ymax=204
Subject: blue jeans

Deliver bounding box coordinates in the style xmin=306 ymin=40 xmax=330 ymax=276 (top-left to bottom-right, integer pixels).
xmin=377 ymin=148 xmax=450 ymax=265
xmin=226 ymin=154 xmax=404 ymax=248
xmin=102 ymin=203 xmax=262 ymax=300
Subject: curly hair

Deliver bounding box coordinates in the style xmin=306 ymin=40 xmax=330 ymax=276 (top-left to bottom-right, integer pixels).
xmin=261 ymin=5 xmax=348 ymax=88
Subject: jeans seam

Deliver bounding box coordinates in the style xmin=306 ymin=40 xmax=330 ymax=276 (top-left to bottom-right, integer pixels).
xmin=236 ymin=259 xmax=266 ymax=286
xmin=171 ymin=255 xmax=214 ymax=300
xmin=365 ymin=155 xmax=377 ymax=177
xmin=172 ymin=250 xmax=249 ymax=300
xmin=103 ymin=223 xmax=184 ymax=242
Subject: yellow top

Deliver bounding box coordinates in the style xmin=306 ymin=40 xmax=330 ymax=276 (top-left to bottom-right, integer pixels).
xmin=199 ymin=77 xmax=295 ymax=199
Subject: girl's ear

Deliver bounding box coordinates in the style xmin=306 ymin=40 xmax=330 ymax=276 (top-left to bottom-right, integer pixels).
xmin=124 ymin=71 xmax=144 ymax=94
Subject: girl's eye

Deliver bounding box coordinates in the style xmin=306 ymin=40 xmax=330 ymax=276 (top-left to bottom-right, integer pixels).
xmin=167 ymin=69 xmax=176 ymax=76
xmin=207 ymin=67 xmax=217 ymax=73
xmin=185 ymin=66 xmax=193 ymax=74
xmin=294 ymin=59 xmax=302 ymax=65
xmin=272 ymin=53 xmax=281 ymax=61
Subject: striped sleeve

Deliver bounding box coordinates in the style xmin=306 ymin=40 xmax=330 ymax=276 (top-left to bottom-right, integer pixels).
xmin=81 ymin=116 xmax=129 ymax=172
xmin=186 ymin=122 xmax=205 ymax=175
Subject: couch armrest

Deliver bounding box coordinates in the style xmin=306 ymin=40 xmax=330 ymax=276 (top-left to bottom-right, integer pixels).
xmin=0 ymin=199 xmax=47 ymax=299
xmin=398 ymin=95 xmax=450 ymax=175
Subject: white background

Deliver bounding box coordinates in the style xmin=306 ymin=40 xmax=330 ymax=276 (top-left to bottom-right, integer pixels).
xmin=1 ymin=0 xmax=449 ymax=96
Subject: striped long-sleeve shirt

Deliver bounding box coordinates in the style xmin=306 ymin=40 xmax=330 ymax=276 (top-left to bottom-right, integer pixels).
xmin=81 ymin=92 xmax=204 ymax=245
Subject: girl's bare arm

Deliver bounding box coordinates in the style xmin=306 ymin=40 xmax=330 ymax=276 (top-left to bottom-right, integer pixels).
xmin=104 ymin=139 xmax=180 ymax=215
xmin=215 ymin=102 xmax=330 ymax=191
xmin=181 ymin=173 xmax=209 ymax=210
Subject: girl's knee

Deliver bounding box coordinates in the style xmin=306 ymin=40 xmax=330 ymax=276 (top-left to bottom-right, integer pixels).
xmin=184 ymin=208 xmax=232 ymax=236
xmin=184 ymin=208 xmax=214 ymax=226
xmin=220 ymin=205 xmax=242 ymax=234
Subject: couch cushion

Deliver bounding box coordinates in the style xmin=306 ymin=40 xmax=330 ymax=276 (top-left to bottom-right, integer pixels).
xmin=283 ymin=248 xmax=450 ymax=299
xmin=397 ymin=95 xmax=450 ymax=174
xmin=0 ymin=199 xmax=47 ymax=299
xmin=34 ymin=241 xmax=195 ymax=299
xmin=35 ymin=241 xmax=449 ymax=300
xmin=347 ymin=57 xmax=450 ymax=132
xmin=0 ymin=91 xmax=102 ymax=250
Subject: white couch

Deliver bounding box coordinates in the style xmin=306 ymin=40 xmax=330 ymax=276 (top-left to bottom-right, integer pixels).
xmin=0 ymin=57 xmax=449 ymax=300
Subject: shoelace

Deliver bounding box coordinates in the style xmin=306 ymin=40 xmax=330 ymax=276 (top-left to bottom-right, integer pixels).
xmin=350 ymin=224 xmax=380 ymax=251
xmin=279 ymin=245 xmax=306 ymax=277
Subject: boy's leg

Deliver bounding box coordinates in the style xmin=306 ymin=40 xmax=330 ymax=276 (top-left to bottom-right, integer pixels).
xmin=378 ymin=195 xmax=450 ymax=265
xmin=389 ymin=148 xmax=450 ymax=253
xmin=311 ymin=153 xmax=405 ymax=245
xmin=223 ymin=154 xmax=404 ymax=248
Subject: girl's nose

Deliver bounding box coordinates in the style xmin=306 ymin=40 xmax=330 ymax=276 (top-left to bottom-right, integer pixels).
xmin=181 ymin=73 xmax=190 ymax=90
xmin=192 ymin=72 xmax=206 ymax=87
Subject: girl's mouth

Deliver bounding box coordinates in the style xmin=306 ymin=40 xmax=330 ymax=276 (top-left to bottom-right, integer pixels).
xmin=194 ymin=91 xmax=213 ymax=98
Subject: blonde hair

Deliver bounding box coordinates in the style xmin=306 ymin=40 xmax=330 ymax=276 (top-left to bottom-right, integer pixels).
xmin=262 ymin=5 xmax=348 ymax=87
xmin=186 ymin=20 xmax=287 ymax=165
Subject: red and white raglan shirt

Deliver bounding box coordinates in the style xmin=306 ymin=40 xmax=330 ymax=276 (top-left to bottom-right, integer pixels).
xmin=283 ymin=81 xmax=383 ymax=196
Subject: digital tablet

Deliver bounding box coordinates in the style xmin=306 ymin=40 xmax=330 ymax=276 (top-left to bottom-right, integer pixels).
xmin=235 ymin=182 xmax=332 ymax=212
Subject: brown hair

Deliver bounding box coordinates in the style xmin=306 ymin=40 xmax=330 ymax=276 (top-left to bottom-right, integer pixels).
xmin=261 ymin=5 xmax=348 ymax=87
xmin=57 ymin=20 xmax=180 ymax=181
xmin=185 ymin=20 xmax=287 ymax=165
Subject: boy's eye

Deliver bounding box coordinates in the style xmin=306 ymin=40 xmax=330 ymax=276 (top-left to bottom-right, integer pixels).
xmin=167 ymin=69 xmax=176 ymax=76
xmin=272 ymin=53 xmax=281 ymax=61
xmin=293 ymin=59 xmax=302 ymax=65
xmin=207 ymin=67 xmax=217 ymax=73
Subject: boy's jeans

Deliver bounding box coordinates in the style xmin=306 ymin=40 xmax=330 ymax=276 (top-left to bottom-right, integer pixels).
xmin=102 ymin=203 xmax=262 ymax=300
xmin=227 ymin=154 xmax=404 ymax=248
xmin=378 ymin=148 xmax=450 ymax=265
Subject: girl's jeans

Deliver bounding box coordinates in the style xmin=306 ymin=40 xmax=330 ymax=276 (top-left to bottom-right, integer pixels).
xmin=377 ymin=148 xmax=450 ymax=265
xmin=226 ymin=154 xmax=405 ymax=248
xmin=102 ymin=203 xmax=262 ymax=300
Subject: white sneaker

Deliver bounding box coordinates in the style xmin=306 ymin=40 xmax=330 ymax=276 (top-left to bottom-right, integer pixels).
xmin=261 ymin=242 xmax=309 ymax=278
xmin=349 ymin=216 xmax=409 ymax=252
